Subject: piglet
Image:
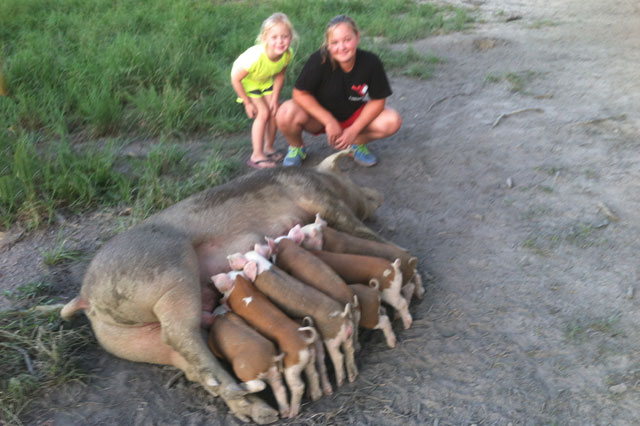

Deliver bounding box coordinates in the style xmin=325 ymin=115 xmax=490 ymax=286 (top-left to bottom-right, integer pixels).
xmin=269 ymin=225 xmax=360 ymax=354
xmin=212 ymin=271 xmax=320 ymax=418
xmin=229 ymin=249 xmax=357 ymax=387
xmin=207 ymin=305 xmax=289 ymax=414
xmin=302 ymin=214 xmax=424 ymax=300
xmin=349 ymin=283 xmax=396 ymax=348
xmin=308 ymin=249 xmax=412 ymax=329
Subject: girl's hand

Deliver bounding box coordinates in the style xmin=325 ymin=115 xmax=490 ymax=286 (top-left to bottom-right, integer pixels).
xmin=268 ymin=98 xmax=279 ymax=116
xmin=325 ymin=120 xmax=343 ymax=147
xmin=244 ymin=102 xmax=257 ymax=119
xmin=334 ymin=127 xmax=357 ymax=150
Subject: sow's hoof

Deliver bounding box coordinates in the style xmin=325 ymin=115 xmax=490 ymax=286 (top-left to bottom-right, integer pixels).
xmin=226 ymin=395 xmax=279 ymax=424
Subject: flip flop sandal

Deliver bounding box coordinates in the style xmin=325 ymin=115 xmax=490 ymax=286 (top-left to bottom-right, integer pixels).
xmin=246 ymin=158 xmax=276 ymax=169
xmin=266 ymin=151 xmax=284 ymax=162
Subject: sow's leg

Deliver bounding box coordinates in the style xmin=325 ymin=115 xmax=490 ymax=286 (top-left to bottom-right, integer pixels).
xmin=82 ymin=227 xmax=277 ymax=424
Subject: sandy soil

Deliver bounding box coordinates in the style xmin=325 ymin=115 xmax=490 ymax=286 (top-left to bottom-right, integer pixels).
xmin=3 ymin=0 xmax=640 ymax=424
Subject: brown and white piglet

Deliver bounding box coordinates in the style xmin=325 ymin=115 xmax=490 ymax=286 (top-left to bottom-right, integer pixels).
xmin=207 ymin=305 xmax=289 ymax=414
xmin=308 ymin=249 xmax=412 ymax=329
xmin=212 ymin=271 xmax=320 ymax=417
xmin=348 ymin=282 xmax=396 ymax=348
xmin=268 ymin=225 xmax=361 ymax=352
xmin=229 ymin=249 xmax=357 ymax=387
xmin=302 ymin=214 xmax=424 ymax=300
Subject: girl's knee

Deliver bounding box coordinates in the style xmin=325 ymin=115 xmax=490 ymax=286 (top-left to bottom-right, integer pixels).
xmin=384 ymin=109 xmax=402 ymax=135
xmin=276 ymin=101 xmax=301 ymax=129
xmin=276 ymin=100 xmax=294 ymax=119
xmin=391 ymin=112 xmax=402 ymax=133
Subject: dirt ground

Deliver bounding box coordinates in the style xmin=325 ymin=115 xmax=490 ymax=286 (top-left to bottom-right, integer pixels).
xmin=2 ymin=0 xmax=640 ymax=424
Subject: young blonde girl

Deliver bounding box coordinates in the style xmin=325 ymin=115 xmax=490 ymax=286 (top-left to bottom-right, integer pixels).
xmin=231 ymin=13 xmax=297 ymax=169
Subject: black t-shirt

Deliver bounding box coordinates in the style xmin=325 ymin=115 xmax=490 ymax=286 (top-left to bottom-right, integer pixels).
xmin=294 ymin=48 xmax=392 ymax=122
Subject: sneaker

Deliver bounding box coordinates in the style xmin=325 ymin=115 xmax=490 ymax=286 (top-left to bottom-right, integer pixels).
xmin=350 ymin=144 xmax=377 ymax=167
xmin=283 ymin=146 xmax=307 ymax=167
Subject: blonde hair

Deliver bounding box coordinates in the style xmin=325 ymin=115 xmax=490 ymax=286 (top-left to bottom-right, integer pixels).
xmin=255 ymin=12 xmax=298 ymax=45
xmin=320 ymin=14 xmax=360 ymax=68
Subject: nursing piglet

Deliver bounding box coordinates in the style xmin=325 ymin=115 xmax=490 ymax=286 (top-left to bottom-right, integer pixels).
xmin=269 ymin=226 xmax=360 ymax=366
xmin=207 ymin=305 xmax=289 ymax=415
xmin=348 ymin=283 xmax=396 ymax=348
xmin=309 ymin=249 xmax=412 ymax=330
xmin=302 ymin=215 xmax=424 ymax=300
xmin=229 ymin=250 xmax=356 ymax=387
xmin=212 ymin=272 xmax=320 ymax=418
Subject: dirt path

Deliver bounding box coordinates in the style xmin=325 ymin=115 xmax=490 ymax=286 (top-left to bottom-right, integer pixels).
xmin=5 ymin=0 xmax=640 ymax=424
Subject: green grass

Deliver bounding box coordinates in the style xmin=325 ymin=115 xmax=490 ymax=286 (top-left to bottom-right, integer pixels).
xmin=486 ymin=70 xmax=538 ymax=93
xmin=1 ymin=0 xmax=471 ymax=138
xmin=564 ymin=314 xmax=622 ymax=343
xmin=0 ymin=305 xmax=92 ymax=425
xmin=2 ymin=281 xmax=57 ymax=306
xmin=0 ymin=0 xmax=472 ymax=231
xmin=373 ymin=45 xmax=443 ymax=80
xmin=522 ymin=221 xmax=607 ymax=256
xmin=41 ymin=230 xmax=84 ymax=266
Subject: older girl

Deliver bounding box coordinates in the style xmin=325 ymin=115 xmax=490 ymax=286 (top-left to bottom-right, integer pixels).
xmin=276 ymin=15 xmax=401 ymax=167
xmin=231 ymin=13 xmax=296 ymax=168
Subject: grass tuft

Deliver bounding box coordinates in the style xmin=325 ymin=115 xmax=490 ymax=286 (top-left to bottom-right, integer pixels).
xmin=41 ymin=230 xmax=84 ymax=266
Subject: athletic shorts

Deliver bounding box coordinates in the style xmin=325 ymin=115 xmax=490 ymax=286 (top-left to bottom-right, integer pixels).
xmin=313 ymin=103 xmax=366 ymax=135
xmin=236 ymin=81 xmax=274 ymax=103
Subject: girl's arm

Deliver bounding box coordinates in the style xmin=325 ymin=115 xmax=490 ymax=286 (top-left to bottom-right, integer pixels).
xmin=268 ymin=67 xmax=287 ymax=115
xmin=292 ymin=88 xmax=342 ymax=145
xmin=230 ymin=66 xmax=257 ymax=118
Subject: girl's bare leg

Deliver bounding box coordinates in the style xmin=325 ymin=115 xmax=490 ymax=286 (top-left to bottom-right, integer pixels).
xmin=249 ymin=97 xmax=272 ymax=163
xmin=263 ymin=93 xmax=278 ymax=156
xmin=354 ymin=107 xmax=402 ymax=146
xmin=275 ymin=99 xmax=324 ymax=148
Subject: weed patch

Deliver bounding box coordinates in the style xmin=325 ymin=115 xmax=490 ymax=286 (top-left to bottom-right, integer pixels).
xmin=40 ymin=230 xmax=84 ymax=266
xmin=564 ymin=314 xmax=623 ymax=343
xmin=522 ymin=220 xmax=608 ymax=255
xmin=486 ymin=70 xmax=538 ymax=93
xmin=0 ymin=306 xmax=93 ymax=424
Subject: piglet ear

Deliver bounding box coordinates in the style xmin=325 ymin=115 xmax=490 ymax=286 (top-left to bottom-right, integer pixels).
xmin=287 ymin=224 xmax=305 ymax=245
xmin=254 ymin=243 xmax=272 ymax=259
xmin=315 ymin=214 xmax=327 ymax=226
xmin=227 ymin=253 xmax=248 ymax=270
xmin=300 ymin=223 xmax=323 ymax=250
xmin=264 ymin=237 xmax=278 ymax=255
xmin=211 ymin=273 xmax=232 ymax=292
xmin=243 ymin=261 xmax=258 ymax=281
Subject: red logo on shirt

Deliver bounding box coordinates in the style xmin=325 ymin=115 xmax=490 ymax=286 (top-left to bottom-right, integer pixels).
xmin=351 ymin=84 xmax=368 ymax=96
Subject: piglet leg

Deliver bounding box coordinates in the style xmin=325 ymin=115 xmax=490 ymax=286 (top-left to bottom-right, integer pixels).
xmin=341 ymin=328 xmax=358 ymax=383
xmin=376 ymin=306 xmax=397 ymax=348
xmin=412 ymin=272 xmax=425 ymax=299
xmin=303 ymin=345 xmax=323 ymax=401
xmin=401 ymin=282 xmax=416 ymax=304
xmin=284 ymin=362 xmax=306 ymax=417
xmin=266 ymin=365 xmax=290 ymax=418
xmin=383 ymin=288 xmax=412 ymax=330
xmin=324 ymin=337 xmax=345 ymax=387
xmin=313 ymin=337 xmax=333 ymax=395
